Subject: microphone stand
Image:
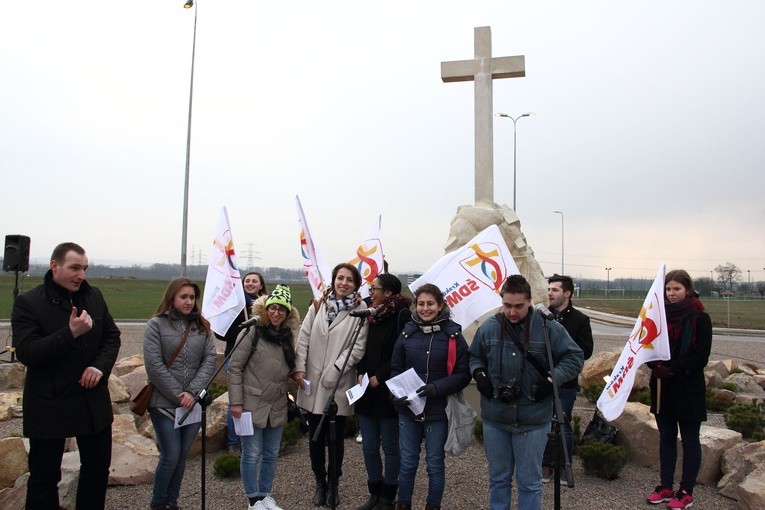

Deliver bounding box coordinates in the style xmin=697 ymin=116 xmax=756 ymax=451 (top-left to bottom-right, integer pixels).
xmin=311 ymin=315 xmax=366 ymax=510
xmin=178 ymin=321 xmax=258 ymax=510
xmin=539 ymin=314 xmax=573 ymax=510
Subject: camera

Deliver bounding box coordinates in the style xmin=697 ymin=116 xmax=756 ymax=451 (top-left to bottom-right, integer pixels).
xmin=497 ymin=379 xmax=522 ymax=403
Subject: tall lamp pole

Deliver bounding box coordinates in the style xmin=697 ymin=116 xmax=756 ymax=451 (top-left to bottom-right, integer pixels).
xmin=553 ymin=210 xmax=564 ymax=274
xmin=180 ymin=0 xmax=198 ymax=277
xmin=605 ymin=267 xmax=612 ymax=298
xmin=495 ymin=112 xmax=535 ymax=211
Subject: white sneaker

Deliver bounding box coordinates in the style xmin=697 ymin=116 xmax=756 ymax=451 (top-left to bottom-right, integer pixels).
xmin=260 ymin=495 xmax=284 ymax=510
xmin=355 ymin=431 xmax=363 ymax=444
xmin=247 ymin=501 xmax=266 ymax=510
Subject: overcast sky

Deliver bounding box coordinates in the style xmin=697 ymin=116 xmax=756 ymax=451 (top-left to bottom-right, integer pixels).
xmin=2 ymin=1 xmax=763 ymax=283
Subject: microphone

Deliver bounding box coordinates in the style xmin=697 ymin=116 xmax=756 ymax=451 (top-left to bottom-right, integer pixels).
xmin=349 ymin=307 xmax=379 ymax=318
xmin=238 ymin=316 xmax=260 ymax=328
xmin=535 ymin=304 xmax=555 ymax=321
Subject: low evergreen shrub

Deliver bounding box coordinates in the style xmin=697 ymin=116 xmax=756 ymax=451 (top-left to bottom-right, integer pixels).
xmin=579 ymin=439 xmax=628 ymax=480
xmin=581 ymin=383 xmax=605 ymax=404
xmin=725 ymin=403 xmax=765 ymax=439
xmin=213 ymin=453 xmax=241 ymax=478
xmin=474 ymin=419 xmax=483 ymax=444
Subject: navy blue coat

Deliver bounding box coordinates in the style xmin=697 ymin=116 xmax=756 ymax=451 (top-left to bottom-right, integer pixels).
xmin=390 ymin=314 xmax=470 ymax=421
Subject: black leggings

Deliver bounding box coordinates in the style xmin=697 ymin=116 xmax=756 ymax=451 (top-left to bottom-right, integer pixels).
xmin=307 ymin=412 xmax=347 ymax=481
xmin=656 ymin=412 xmax=702 ymax=493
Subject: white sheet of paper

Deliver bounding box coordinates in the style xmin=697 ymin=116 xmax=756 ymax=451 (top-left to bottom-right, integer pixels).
xmin=303 ymin=379 xmax=312 ymax=396
xmin=346 ymin=373 xmax=370 ymax=405
xmin=233 ymin=412 xmax=254 ymax=436
xmin=385 ymin=367 xmax=427 ymax=416
xmin=174 ymin=403 xmax=202 ymax=428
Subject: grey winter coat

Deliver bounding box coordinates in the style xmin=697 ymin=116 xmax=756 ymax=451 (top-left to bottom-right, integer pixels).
xmin=227 ymin=295 xmax=301 ymax=429
xmin=143 ymin=313 xmax=217 ymax=409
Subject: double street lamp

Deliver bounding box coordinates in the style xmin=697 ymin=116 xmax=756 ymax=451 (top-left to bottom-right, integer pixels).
xmin=180 ymin=0 xmax=198 ymax=277
xmin=495 ymin=112 xmax=535 ymax=211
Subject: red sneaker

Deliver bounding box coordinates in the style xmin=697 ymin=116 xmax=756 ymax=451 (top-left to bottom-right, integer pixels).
xmin=667 ymin=488 xmax=693 ymax=509
xmin=646 ymin=485 xmax=674 ymax=504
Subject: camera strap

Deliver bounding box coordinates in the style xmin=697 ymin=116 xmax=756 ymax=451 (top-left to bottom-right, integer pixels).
xmin=499 ymin=312 xmax=548 ymax=377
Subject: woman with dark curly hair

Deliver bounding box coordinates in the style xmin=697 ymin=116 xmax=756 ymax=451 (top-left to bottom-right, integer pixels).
xmin=390 ymin=283 xmax=470 ymax=510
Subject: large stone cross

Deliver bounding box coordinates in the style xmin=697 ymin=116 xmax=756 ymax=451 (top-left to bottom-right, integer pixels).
xmin=441 ymin=26 xmax=525 ymax=205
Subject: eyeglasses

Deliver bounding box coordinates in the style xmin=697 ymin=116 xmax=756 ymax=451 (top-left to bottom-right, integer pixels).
xmin=369 ymin=286 xmax=383 ymax=293
xmin=267 ymin=306 xmax=287 ymax=314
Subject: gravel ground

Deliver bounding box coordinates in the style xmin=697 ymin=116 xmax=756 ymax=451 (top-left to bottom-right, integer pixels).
xmin=2 ymin=321 xmax=761 ymax=509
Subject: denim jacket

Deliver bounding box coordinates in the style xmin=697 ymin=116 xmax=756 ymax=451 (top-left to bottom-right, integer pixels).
xmin=469 ymin=309 xmax=583 ymax=432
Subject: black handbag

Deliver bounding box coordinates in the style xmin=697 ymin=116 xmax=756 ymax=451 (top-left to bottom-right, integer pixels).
xmin=581 ymin=410 xmax=618 ymax=445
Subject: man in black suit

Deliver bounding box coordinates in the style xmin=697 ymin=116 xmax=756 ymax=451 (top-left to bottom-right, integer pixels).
xmin=541 ymin=274 xmax=593 ymax=483
xmin=12 ymin=242 xmax=121 ymax=509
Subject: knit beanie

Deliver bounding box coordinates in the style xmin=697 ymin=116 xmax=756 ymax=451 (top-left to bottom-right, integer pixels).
xmin=266 ymin=284 xmax=292 ymax=314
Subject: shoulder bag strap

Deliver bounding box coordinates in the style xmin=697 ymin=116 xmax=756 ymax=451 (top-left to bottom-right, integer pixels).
xmin=165 ymin=323 xmax=192 ymax=369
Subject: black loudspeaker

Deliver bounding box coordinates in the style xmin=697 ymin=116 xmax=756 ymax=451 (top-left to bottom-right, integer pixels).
xmin=3 ymin=235 xmax=31 ymax=272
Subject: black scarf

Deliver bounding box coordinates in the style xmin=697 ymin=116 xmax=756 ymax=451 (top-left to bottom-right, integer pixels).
xmin=666 ymin=296 xmax=704 ymax=349
xmin=368 ymin=294 xmax=412 ymax=325
xmin=258 ymin=325 xmax=296 ymax=371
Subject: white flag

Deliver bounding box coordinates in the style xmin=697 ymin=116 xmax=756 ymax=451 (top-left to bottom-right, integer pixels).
xmin=295 ymin=195 xmax=331 ymax=299
xmin=349 ymin=215 xmax=384 ymax=299
xmin=409 ymin=225 xmax=519 ymax=328
xmin=202 ymin=207 xmax=246 ymax=336
xmin=597 ymin=264 xmax=671 ymax=421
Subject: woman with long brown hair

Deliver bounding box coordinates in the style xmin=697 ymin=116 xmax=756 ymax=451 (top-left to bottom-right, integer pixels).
xmin=143 ymin=277 xmax=217 ymax=510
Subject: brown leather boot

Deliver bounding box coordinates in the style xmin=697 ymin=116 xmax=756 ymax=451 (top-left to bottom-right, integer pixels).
xmin=395 ymin=503 xmax=411 ymax=510
xmin=424 ymin=504 xmax=440 ymax=510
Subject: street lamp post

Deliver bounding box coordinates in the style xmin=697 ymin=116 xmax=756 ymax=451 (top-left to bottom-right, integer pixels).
xmin=180 ymin=0 xmax=198 ymax=277
xmin=605 ymin=267 xmax=612 ymax=298
xmin=495 ymin=112 xmax=535 ymax=211
xmin=553 ymin=210 xmax=564 ymax=274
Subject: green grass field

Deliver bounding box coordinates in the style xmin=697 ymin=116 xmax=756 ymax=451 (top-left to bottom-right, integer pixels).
xmin=2 ymin=274 xmax=763 ymax=329
xmin=0 ymin=275 xmax=316 ymax=321
xmin=577 ymin=298 xmax=765 ymax=330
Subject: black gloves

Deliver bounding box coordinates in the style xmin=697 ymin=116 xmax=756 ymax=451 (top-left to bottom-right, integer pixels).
xmin=652 ymin=364 xmax=672 ymax=379
xmin=416 ymin=383 xmax=437 ymax=398
xmin=391 ymin=395 xmax=410 ymax=413
xmin=473 ymin=368 xmax=493 ymax=399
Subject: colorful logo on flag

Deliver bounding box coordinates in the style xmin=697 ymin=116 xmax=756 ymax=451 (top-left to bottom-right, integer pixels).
xmin=212 ymin=231 xmax=238 ymax=273
xmin=628 ymin=291 xmax=664 ymax=355
xmin=350 ymin=239 xmax=382 ymax=284
xmin=459 ymin=242 xmax=507 ymax=293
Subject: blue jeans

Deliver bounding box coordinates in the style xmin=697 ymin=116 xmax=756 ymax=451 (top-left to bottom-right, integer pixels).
xmin=149 ymin=408 xmax=201 ymax=508
xmin=483 ymin=420 xmax=549 ymax=510
xmin=358 ymin=414 xmax=400 ymax=485
xmin=240 ymin=424 xmax=284 ymax=498
xmin=656 ymin=412 xmax=702 ymax=493
xmin=542 ymin=386 xmax=577 ymax=468
xmin=397 ymin=416 xmax=448 ymax=507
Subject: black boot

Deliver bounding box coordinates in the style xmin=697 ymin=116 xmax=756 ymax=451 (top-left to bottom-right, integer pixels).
xmin=313 ymin=477 xmax=327 ymax=506
xmin=357 ymin=480 xmax=381 ymax=510
xmin=374 ymin=483 xmax=398 ymax=510
xmin=325 ymin=482 xmax=340 ymax=508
